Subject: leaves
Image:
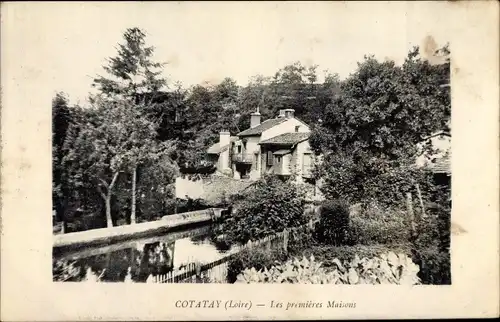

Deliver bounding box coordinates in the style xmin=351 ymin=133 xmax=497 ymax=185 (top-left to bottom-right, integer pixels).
xmin=236 ymin=252 xmax=421 ymax=285
xmin=93 ymin=27 xmax=166 ymax=99
xmin=314 ymin=199 xmax=351 ymax=245
xmin=311 ymin=46 xmax=450 ymax=205
xmin=219 ymin=175 xmax=307 ymax=245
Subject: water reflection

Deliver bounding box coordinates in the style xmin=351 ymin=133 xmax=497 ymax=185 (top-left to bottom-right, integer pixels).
xmin=53 ymin=224 xmax=237 ymax=282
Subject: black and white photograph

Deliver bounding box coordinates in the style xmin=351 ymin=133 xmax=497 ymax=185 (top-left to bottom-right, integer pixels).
xmin=47 ymin=4 xmax=454 ymax=285
xmin=3 ymin=1 xmax=500 ymax=320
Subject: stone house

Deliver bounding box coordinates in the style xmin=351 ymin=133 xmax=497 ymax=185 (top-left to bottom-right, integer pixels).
xmin=207 ymin=108 xmax=323 ymax=200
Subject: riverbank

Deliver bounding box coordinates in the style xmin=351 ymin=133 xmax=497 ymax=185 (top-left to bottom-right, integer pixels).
xmin=53 ymin=208 xmax=227 ymax=254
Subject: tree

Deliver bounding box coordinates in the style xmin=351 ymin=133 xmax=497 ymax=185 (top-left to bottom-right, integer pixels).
xmin=63 ymin=99 xmax=173 ymax=227
xmin=91 ymin=27 xmax=172 ymax=223
xmin=237 ymin=63 xmax=339 ymax=126
xmin=52 ymin=92 xmax=72 ymax=226
xmin=168 ymin=78 xmax=243 ymax=171
xmin=59 ymin=105 xmax=106 ymax=231
xmin=92 ymin=27 xmax=166 ymax=102
xmin=238 ymin=74 xmax=273 ymax=119
xmin=310 ymin=45 xmax=450 ymax=204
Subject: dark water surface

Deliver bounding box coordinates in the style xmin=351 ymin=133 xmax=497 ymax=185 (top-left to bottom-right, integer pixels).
xmin=52 ymin=224 xmax=238 ymax=282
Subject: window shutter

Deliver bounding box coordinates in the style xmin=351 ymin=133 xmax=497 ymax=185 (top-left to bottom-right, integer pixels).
xmin=267 ymin=151 xmax=273 ymax=166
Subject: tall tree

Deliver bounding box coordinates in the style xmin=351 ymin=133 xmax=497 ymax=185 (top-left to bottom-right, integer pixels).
xmin=91 ymin=27 xmax=171 ymax=223
xmin=310 ymin=45 xmax=450 ymax=204
xmin=92 ymin=27 xmax=166 ymax=102
xmin=63 ymin=99 xmax=173 ymax=227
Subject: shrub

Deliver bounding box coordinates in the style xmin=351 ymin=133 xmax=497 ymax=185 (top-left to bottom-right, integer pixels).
xmin=412 ymin=200 xmax=451 ymax=285
xmin=412 ymin=244 xmax=450 ymax=285
xmin=287 ymin=227 xmax=319 ymax=255
xmin=347 ymin=203 xmax=412 ymax=245
xmin=227 ymin=247 xmax=288 ymax=283
xmin=236 ymin=252 xmax=421 ymax=285
xmin=314 ymin=199 xmax=351 ymax=245
xmin=220 ymin=175 xmax=307 ymax=245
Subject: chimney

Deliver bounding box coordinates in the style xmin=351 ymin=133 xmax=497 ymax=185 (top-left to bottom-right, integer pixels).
xmin=220 ymin=131 xmax=230 ymax=147
xmin=250 ymin=112 xmax=261 ymax=128
xmin=278 ymin=109 xmax=295 ymax=119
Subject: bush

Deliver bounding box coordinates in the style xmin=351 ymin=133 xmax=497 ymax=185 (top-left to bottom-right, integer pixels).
xmin=220 ymin=175 xmax=307 ymax=245
xmin=314 ymin=199 xmax=351 ymax=245
xmin=347 ymin=203 xmax=412 ymax=245
xmin=412 ymin=244 xmax=450 ymax=285
xmin=287 ymin=227 xmax=319 ymax=255
xmin=227 ymin=247 xmax=288 ymax=283
xmin=412 ymin=200 xmax=451 ymax=285
xmin=236 ymin=252 xmax=421 ymax=285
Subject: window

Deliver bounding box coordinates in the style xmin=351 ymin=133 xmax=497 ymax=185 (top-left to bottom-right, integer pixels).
xmin=237 ymin=145 xmax=242 ymax=153
xmin=267 ymin=151 xmax=273 ymax=166
xmin=295 ymin=125 xmax=300 ymax=132
xmin=254 ymin=153 xmax=259 ymax=169
xmin=276 ymin=156 xmax=282 ymax=163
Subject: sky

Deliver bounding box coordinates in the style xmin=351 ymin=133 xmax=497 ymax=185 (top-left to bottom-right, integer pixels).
xmin=5 ymin=1 xmax=451 ymax=105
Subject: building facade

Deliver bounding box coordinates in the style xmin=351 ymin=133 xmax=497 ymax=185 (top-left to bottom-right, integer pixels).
xmin=207 ymin=109 xmax=316 ymax=185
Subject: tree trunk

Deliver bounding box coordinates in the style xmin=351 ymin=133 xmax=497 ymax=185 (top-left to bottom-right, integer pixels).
xmin=415 ymin=183 xmax=426 ymax=219
xmin=99 ymin=171 xmax=120 ymax=228
xmin=131 ymin=166 xmax=137 ymax=224
xmin=105 ymin=194 xmax=113 ymax=228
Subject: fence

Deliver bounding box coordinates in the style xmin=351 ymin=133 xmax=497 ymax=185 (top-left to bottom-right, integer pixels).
xmin=150 ymin=219 xmax=317 ymax=283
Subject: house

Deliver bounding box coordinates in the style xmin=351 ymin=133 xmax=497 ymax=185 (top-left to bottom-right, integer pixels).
xmin=207 ymin=108 xmax=317 ymax=184
xmin=415 ymin=130 xmax=451 ymax=188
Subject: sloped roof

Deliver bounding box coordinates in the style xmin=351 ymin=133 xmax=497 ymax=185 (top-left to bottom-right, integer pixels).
xmin=428 ymin=155 xmax=451 ymax=174
xmin=259 ymin=132 xmax=310 ymax=145
xmin=206 ymin=136 xmax=238 ymax=154
xmin=237 ymin=118 xmax=288 ymax=137
xmin=273 ymin=149 xmax=292 ymax=156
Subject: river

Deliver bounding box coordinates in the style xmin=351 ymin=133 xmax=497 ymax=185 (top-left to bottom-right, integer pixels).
xmin=52 ymin=223 xmax=238 ymax=283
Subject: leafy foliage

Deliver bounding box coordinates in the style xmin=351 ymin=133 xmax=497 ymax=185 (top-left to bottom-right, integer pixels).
xmin=237 ymin=63 xmax=340 ymax=125
xmin=227 ymin=247 xmax=288 ymax=283
xmin=216 ymin=175 xmax=307 ymax=245
xmin=53 ymin=27 xmax=180 ymax=229
xmin=60 ymin=98 xmax=176 ymax=227
xmin=314 ymin=199 xmax=351 ymax=245
xmin=310 ymin=46 xmax=450 ymax=205
xmin=297 ymin=244 xmax=413 ymax=267
xmin=412 ymin=185 xmax=451 ymax=284
xmin=52 ymin=92 xmax=72 ymax=224
xmin=347 ymin=203 xmax=412 ymax=245
xmin=413 ymin=244 xmax=450 ymax=285
xmin=134 ymin=157 xmax=178 ymax=221
xmin=236 ymin=253 xmax=421 ymax=285
xmin=92 ymin=27 xmax=166 ymax=100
